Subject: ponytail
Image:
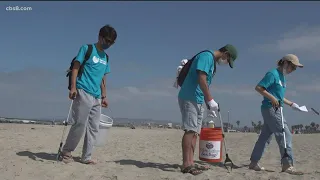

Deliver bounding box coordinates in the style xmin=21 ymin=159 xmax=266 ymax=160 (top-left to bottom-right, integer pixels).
xmin=277 ymin=59 xmax=284 ymax=66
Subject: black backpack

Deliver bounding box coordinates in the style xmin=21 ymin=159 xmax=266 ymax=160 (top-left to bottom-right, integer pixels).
xmin=177 ymin=50 xmax=216 ymax=87
xmin=66 ymin=44 xmax=109 ymax=90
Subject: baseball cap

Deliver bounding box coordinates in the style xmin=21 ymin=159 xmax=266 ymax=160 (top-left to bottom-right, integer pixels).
xmin=223 ymin=44 xmax=238 ymax=68
xmin=282 ymin=54 xmax=303 ymax=68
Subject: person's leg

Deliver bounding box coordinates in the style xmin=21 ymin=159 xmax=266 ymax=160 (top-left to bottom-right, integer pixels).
xmin=190 ymin=103 xmax=204 ymax=159
xmin=193 ymin=103 xmax=210 ymax=170
xmin=266 ymin=108 xmax=301 ymax=174
xmin=249 ymin=125 xmax=272 ymax=170
xmin=182 ymin=132 xmax=196 ymax=167
xmin=62 ymin=89 xmax=93 ymax=162
xmin=178 ymin=98 xmax=202 ymax=175
xmin=279 ymin=122 xmax=294 ymax=169
xmin=249 ymin=108 xmax=273 ymax=170
xmin=267 ymin=109 xmax=293 ymax=164
xmin=81 ymin=98 xmax=101 ymax=164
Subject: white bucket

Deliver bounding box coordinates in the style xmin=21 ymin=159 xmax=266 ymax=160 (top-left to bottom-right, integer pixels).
xmin=95 ymin=114 xmax=113 ymax=147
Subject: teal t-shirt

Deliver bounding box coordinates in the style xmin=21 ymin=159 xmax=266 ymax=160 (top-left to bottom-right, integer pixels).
xmin=258 ymin=68 xmax=286 ymax=108
xmin=178 ymin=51 xmax=215 ymax=104
xmin=75 ymin=44 xmax=110 ymax=99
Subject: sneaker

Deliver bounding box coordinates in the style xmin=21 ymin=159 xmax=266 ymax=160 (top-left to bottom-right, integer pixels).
xmin=282 ymin=166 xmax=304 ymax=175
xmin=249 ymin=162 xmax=265 ymax=171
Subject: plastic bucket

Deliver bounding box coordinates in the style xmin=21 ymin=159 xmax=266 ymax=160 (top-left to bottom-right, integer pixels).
xmin=199 ymin=127 xmax=223 ymax=162
xmin=95 ymin=114 xmax=113 ymax=147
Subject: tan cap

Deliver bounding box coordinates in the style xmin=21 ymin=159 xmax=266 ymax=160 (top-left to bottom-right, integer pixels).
xmin=282 ymin=54 xmax=303 ymax=68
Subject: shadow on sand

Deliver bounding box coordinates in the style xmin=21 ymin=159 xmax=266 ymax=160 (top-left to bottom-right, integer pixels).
xmin=194 ymin=160 xmax=251 ymax=171
xmin=113 ymin=159 xmax=180 ymax=172
xmin=16 ymin=151 xmax=82 ymax=163
xmin=113 ymin=159 xmax=246 ymax=173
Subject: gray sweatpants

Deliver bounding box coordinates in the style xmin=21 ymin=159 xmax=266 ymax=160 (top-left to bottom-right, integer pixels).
xmin=62 ymin=89 xmax=101 ymax=162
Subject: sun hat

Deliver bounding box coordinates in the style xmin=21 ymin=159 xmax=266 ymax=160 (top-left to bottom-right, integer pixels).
xmin=281 ymin=54 xmax=303 ymax=68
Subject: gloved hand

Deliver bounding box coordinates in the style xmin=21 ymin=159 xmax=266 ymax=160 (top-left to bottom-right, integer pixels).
xmin=208 ymin=111 xmax=217 ymax=118
xmin=291 ymin=102 xmax=300 ymax=111
xmin=207 ymin=99 xmax=218 ymax=117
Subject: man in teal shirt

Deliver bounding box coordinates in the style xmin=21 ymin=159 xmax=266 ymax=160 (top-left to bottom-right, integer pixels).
xmin=178 ymin=44 xmax=238 ymax=175
xmin=60 ymin=25 xmax=117 ymax=165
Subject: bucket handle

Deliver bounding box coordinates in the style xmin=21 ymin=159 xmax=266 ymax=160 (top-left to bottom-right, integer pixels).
xmin=101 ymin=114 xmax=114 ymax=124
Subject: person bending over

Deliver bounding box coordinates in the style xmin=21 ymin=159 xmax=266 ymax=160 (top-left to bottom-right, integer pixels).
xmin=178 ymin=44 xmax=238 ymax=175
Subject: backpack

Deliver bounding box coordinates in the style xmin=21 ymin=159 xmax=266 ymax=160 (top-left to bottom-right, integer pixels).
xmin=66 ymin=44 xmax=109 ymax=90
xmin=177 ymin=50 xmax=216 ymax=87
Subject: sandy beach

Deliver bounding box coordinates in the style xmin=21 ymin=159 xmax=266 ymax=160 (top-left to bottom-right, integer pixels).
xmin=0 ymin=123 xmax=319 ymax=180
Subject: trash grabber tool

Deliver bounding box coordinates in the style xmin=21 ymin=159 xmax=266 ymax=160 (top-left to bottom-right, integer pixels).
xmin=56 ymin=99 xmax=74 ymax=161
xmin=217 ymin=103 xmax=235 ymax=173
xmin=279 ymin=106 xmax=293 ymax=166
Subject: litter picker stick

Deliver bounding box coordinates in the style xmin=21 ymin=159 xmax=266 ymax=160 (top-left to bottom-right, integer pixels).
xmin=310 ymin=108 xmax=319 ymax=116
xmin=278 ymin=105 xmax=294 ymax=166
xmin=56 ymin=100 xmax=74 ymax=161
xmin=217 ymin=103 xmax=234 ymax=173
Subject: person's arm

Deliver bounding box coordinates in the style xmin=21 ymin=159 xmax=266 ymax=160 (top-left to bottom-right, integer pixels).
xmin=255 ymin=72 xmax=276 ymax=101
xmin=283 ymin=98 xmax=294 ymax=106
xmin=101 ymin=56 xmax=110 ymax=98
xmin=195 ymin=52 xmax=214 ymax=102
xmin=255 ymin=86 xmax=276 ymax=101
xmin=100 ymin=75 xmax=107 ymax=98
xmin=71 ymin=62 xmax=80 ymax=89
xmin=71 ymin=45 xmax=87 ymax=89
xmin=198 ymin=71 xmax=213 ymax=102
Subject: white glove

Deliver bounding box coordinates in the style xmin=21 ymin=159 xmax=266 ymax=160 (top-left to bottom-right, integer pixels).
xmin=208 ymin=111 xmax=217 ymax=118
xmin=207 ymin=99 xmax=218 ymax=117
xmin=291 ymin=103 xmax=300 ymax=111
xmin=207 ymin=99 xmax=218 ymax=110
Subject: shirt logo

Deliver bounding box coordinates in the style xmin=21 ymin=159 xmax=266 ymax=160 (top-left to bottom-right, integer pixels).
xmin=279 ymin=80 xmax=286 ymax=88
xmin=92 ymin=56 xmax=107 ymax=65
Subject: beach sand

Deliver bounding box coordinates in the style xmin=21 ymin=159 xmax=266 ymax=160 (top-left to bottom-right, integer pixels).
xmin=0 ymin=123 xmax=319 ymax=180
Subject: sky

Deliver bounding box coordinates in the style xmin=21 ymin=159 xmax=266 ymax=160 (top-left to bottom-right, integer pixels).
xmin=0 ymin=1 xmax=319 ymax=127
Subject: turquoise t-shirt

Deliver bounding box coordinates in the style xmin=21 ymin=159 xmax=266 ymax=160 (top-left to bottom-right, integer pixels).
xmin=178 ymin=51 xmax=215 ymax=104
xmin=75 ymin=44 xmax=110 ymax=99
xmin=258 ymin=68 xmax=286 ymax=108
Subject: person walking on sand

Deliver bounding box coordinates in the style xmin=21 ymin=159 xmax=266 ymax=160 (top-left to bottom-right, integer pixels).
xmin=249 ymin=54 xmax=304 ymax=175
xmin=60 ymin=25 xmax=117 ymax=165
xmin=177 ymin=44 xmax=238 ymax=175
